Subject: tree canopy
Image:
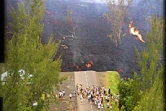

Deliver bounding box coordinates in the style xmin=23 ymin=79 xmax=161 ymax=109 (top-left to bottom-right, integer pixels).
xmin=134 ymin=16 xmax=164 ymax=111
xmin=0 ymin=0 xmax=62 ymax=110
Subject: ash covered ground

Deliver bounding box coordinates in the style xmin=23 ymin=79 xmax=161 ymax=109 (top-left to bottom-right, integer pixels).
xmin=6 ymin=0 xmax=164 ymax=77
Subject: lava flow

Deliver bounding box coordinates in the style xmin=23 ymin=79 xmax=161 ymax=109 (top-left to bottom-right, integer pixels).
xmin=86 ymin=61 xmax=94 ymax=68
xmin=129 ymin=21 xmax=145 ymax=43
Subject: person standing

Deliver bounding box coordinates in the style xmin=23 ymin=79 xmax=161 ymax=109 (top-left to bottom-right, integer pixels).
xmin=100 ymin=103 xmax=104 ymax=111
xmin=108 ymin=87 xmax=111 ymax=95
xmin=110 ymin=103 xmax=113 ymax=110
xmin=62 ymin=90 xmax=65 ymax=97
xmin=59 ymin=91 xmax=62 ymax=100
xmin=80 ymin=94 xmax=83 ymax=104
xmin=97 ymin=102 xmax=101 ymax=110
xmin=88 ymin=94 xmax=91 ymax=103
xmin=69 ymin=93 xmax=72 ymax=100
xmin=104 ymin=87 xmax=106 ymax=95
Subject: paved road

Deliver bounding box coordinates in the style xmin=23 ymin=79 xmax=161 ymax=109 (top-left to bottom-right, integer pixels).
xmin=74 ymin=71 xmax=98 ymax=111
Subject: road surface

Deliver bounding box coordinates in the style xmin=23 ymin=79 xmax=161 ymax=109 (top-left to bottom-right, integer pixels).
xmin=74 ymin=71 xmax=98 ymax=111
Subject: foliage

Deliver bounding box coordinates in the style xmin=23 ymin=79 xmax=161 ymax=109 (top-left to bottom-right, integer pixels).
xmin=118 ymin=73 xmax=141 ymax=111
xmin=104 ymin=0 xmax=132 ymax=47
xmin=133 ymin=66 xmax=164 ymax=111
xmin=104 ymin=71 xmax=120 ymax=111
xmin=0 ymin=0 xmax=62 ymax=111
xmin=135 ymin=16 xmax=164 ymax=91
xmin=134 ymin=16 xmax=164 ymax=111
xmin=107 ymin=71 xmax=121 ymax=95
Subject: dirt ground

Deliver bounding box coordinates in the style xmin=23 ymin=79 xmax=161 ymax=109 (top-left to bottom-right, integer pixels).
xmin=49 ymin=72 xmax=77 ymax=111
xmin=96 ymin=72 xmax=108 ymax=87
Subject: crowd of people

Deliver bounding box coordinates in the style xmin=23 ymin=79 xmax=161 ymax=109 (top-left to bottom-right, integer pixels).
xmin=58 ymin=90 xmax=66 ymax=99
xmin=57 ymin=84 xmax=120 ymax=110
xmin=76 ymin=83 xmax=120 ymax=110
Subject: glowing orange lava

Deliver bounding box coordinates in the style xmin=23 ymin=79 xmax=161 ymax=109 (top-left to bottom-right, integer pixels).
xmin=86 ymin=61 xmax=94 ymax=68
xmin=86 ymin=63 xmax=91 ymax=68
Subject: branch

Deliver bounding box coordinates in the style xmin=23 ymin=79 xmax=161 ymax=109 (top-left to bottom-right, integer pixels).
xmin=61 ymin=44 xmax=69 ymax=49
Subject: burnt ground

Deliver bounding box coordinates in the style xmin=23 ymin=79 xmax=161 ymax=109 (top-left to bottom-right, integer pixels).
xmin=6 ymin=0 xmax=164 ymax=78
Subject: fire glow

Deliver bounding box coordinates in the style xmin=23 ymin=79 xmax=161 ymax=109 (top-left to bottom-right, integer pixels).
xmin=86 ymin=61 xmax=94 ymax=68
xmin=129 ymin=21 xmax=145 ymax=43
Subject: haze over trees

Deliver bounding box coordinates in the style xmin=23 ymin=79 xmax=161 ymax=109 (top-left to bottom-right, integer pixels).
xmin=104 ymin=0 xmax=132 ymax=47
xmin=0 ymin=0 xmax=62 ymax=111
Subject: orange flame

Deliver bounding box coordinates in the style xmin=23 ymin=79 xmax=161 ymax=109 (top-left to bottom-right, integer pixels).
xmin=86 ymin=61 xmax=94 ymax=68
xmin=86 ymin=63 xmax=92 ymax=68
xmin=129 ymin=21 xmax=145 ymax=43
xmin=74 ymin=65 xmax=81 ymax=70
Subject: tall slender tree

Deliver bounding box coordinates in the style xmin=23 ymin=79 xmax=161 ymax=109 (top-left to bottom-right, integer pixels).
xmin=134 ymin=66 xmax=164 ymax=111
xmin=0 ymin=0 xmax=62 ymax=111
xmin=134 ymin=16 xmax=164 ymax=111
xmin=135 ymin=16 xmax=164 ymax=91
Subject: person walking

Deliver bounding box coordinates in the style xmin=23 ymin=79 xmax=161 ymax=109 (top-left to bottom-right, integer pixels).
xmin=88 ymin=94 xmax=91 ymax=103
xmin=110 ymin=103 xmax=112 ymax=111
xmin=100 ymin=103 xmax=104 ymax=111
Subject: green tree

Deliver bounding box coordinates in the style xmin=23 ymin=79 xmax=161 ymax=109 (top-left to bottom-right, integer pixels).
xmin=118 ymin=79 xmax=132 ymax=110
xmin=104 ymin=0 xmax=132 ymax=47
xmin=0 ymin=0 xmax=62 ymax=111
xmin=135 ymin=16 xmax=164 ymax=91
xmin=118 ymin=73 xmax=141 ymax=111
xmin=134 ymin=16 xmax=164 ymax=111
xmin=133 ymin=66 xmax=164 ymax=111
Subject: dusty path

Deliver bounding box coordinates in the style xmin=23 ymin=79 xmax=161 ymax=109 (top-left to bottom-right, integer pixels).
xmin=74 ymin=71 xmax=98 ymax=111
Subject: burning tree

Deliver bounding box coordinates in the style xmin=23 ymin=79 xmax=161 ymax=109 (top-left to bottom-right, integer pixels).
xmin=104 ymin=0 xmax=132 ymax=47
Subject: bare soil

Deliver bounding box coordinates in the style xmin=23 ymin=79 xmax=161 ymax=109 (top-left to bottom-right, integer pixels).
xmin=96 ymin=72 xmax=107 ymax=87
xmin=49 ymin=72 xmax=77 ymax=111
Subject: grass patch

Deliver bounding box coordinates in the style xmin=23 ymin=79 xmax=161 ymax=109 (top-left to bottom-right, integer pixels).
xmin=103 ymin=71 xmax=121 ymax=111
xmin=106 ymin=71 xmax=120 ymax=95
